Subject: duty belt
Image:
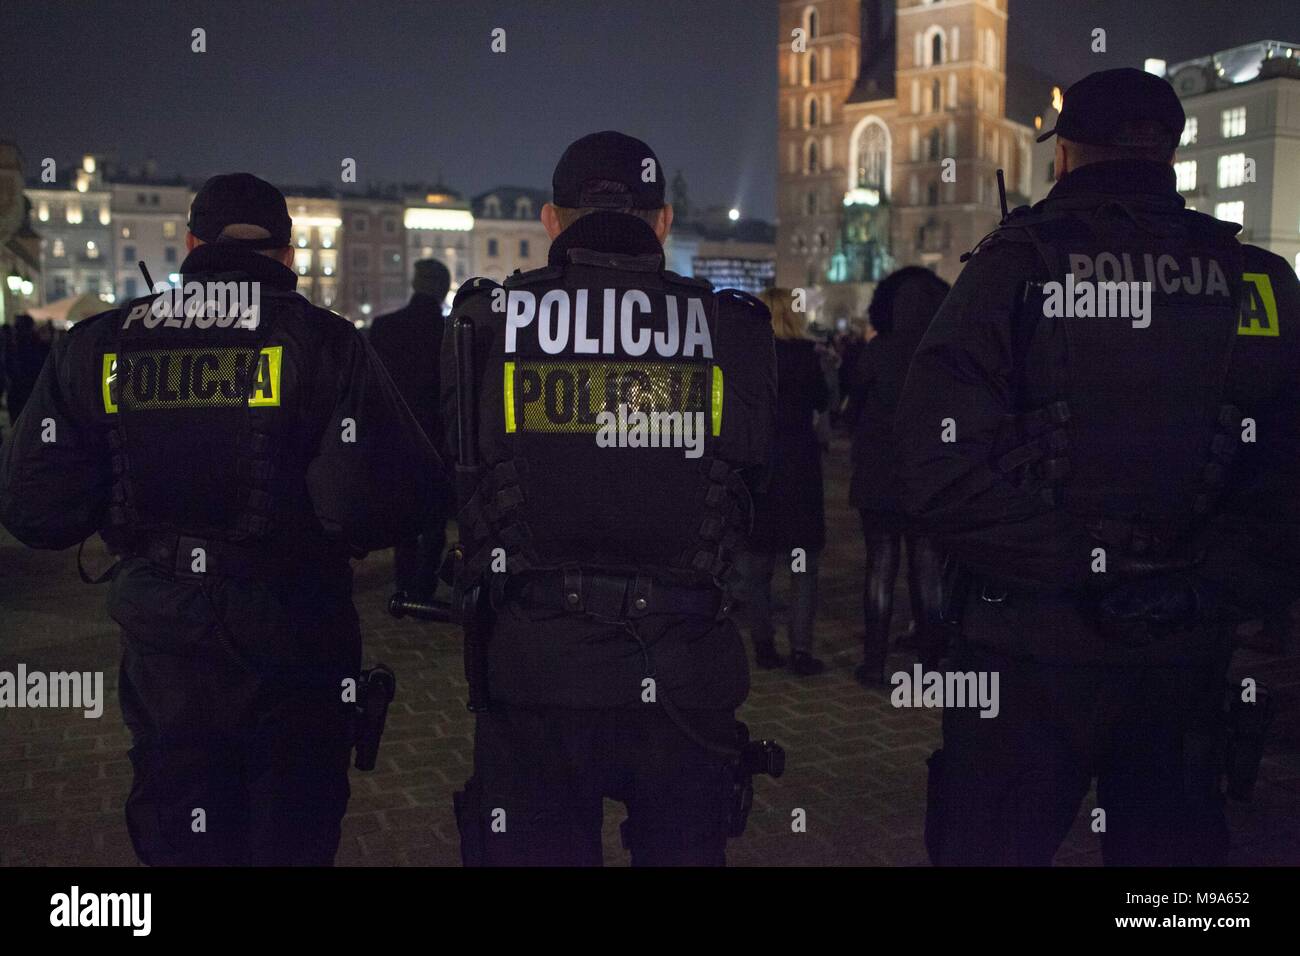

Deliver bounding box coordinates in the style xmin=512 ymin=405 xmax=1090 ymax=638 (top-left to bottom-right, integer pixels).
xmin=135 ymin=532 xmax=284 ymax=581
xmin=505 ymin=568 xmax=727 ymax=620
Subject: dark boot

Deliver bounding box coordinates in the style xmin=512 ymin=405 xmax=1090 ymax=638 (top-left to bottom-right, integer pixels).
xmin=754 ymin=640 xmax=786 ymax=670
xmin=789 ymin=650 xmax=825 ymax=676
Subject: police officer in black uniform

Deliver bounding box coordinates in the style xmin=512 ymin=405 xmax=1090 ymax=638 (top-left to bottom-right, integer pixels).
xmin=442 ymin=131 xmax=777 ymax=866
xmin=0 ymin=173 xmax=443 ymax=865
xmin=897 ymin=70 xmax=1300 ymax=865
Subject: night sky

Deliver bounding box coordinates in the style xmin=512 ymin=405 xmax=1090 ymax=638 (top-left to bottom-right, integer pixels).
xmin=2 ymin=0 xmax=1297 ymax=220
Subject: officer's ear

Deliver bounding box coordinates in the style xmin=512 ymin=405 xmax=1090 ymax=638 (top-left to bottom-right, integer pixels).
xmin=1054 ymin=140 xmax=1070 ymax=181
xmin=654 ymin=204 xmax=673 ymax=244
xmin=185 ymin=231 xmax=201 ymax=252
xmin=272 ymin=246 xmax=294 ymax=268
xmin=541 ymin=202 xmax=564 ymax=240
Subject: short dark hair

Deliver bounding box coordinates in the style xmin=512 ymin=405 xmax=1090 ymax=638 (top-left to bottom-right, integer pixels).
xmin=1062 ymin=120 xmax=1178 ymax=166
xmin=868 ymin=266 xmax=951 ymax=335
xmin=553 ymin=179 xmax=664 ymax=230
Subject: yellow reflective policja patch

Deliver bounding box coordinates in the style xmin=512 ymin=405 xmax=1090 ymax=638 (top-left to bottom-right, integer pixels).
xmin=101 ymin=346 xmax=282 ymax=413
xmin=1238 ymin=273 xmax=1279 ymax=337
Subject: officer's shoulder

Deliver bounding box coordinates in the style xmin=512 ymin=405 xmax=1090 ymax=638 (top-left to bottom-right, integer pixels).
xmin=67 ymin=307 xmax=120 ymax=336
xmin=663 ymin=269 xmax=713 ymax=294
xmin=963 ymin=203 xmax=1052 ymax=262
xmin=713 ymin=287 xmax=769 ymax=318
xmin=453 ymin=275 xmax=504 ymax=308
xmin=503 ymin=265 xmax=561 ymax=290
xmin=1241 ymin=242 xmax=1298 ymax=288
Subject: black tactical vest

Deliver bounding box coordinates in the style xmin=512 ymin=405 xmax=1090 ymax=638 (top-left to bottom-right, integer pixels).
xmin=459 ymin=254 xmax=762 ymax=585
xmin=103 ymin=283 xmax=303 ymax=544
xmin=995 ymin=197 xmax=1248 ymax=562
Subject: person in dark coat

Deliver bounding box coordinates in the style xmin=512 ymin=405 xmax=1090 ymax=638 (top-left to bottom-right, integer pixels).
xmin=4 ymin=313 xmax=51 ymax=426
xmin=368 ymin=259 xmax=452 ymax=600
xmin=845 ymin=267 xmax=950 ymax=686
xmin=733 ymin=287 xmax=829 ymax=676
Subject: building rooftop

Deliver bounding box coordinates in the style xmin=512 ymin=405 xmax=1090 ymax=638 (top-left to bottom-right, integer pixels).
xmin=1166 ymin=40 xmax=1300 ymax=96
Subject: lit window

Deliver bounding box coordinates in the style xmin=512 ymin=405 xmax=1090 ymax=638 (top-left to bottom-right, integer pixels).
xmin=86 ymin=240 xmax=98 ymax=258
xmin=53 ymin=239 xmax=65 ymax=257
xmin=121 ymin=225 xmax=132 ymax=239
xmin=1214 ymin=201 xmax=1244 ymax=226
xmin=319 ymin=227 xmax=335 ymax=248
xmin=66 ymin=203 xmax=83 ymax=224
xmin=295 ymin=227 xmax=311 ymax=248
xmin=163 ymin=221 xmax=177 ymax=239
xmin=1174 ymin=160 xmax=1197 ymax=192
xmin=1180 ymin=117 xmax=1198 ymax=146
xmin=38 ymin=201 xmax=49 ymax=222
xmin=294 ymin=249 xmax=312 ymax=275
xmin=320 ymin=250 xmax=337 ymax=276
xmin=99 ymin=204 xmax=110 ymax=225
xmin=1221 ymin=107 xmax=1246 ymax=138
xmin=1217 ymin=153 xmax=1246 ymax=188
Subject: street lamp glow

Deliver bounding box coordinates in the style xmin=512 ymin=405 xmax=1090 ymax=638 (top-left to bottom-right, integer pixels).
xmin=728 ymin=208 xmax=740 ymax=222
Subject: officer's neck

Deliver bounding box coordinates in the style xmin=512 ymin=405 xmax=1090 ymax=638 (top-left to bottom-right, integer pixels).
xmin=548 ymin=211 xmax=664 ymax=268
xmin=180 ymin=242 xmax=299 ymax=290
xmin=1051 ymin=159 xmax=1178 ymax=200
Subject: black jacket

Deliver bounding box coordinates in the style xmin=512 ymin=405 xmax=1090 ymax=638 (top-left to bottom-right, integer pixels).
xmin=0 ymin=244 xmax=443 ymax=580
xmin=896 ymin=160 xmax=1300 ymax=661
xmin=847 ymin=276 xmax=946 ymax=514
xmin=439 ymin=212 xmax=776 ymax=708
xmin=368 ymin=292 xmax=445 ymax=451
xmin=749 ymin=337 xmax=828 ymax=551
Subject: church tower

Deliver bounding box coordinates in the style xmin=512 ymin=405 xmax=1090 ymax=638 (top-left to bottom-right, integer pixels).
xmin=891 ymin=0 xmax=1030 ymax=280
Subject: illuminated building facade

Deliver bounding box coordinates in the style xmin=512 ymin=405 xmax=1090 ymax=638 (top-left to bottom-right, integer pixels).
xmin=471 ymin=186 xmax=549 ymax=284
xmin=777 ymin=0 xmax=1035 ymax=327
xmin=26 ymin=154 xmax=116 ymax=305
xmin=109 ymin=178 xmax=190 ymax=301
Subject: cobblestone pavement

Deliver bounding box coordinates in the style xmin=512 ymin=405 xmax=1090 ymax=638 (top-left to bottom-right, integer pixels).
xmin=2 ymin=436 xmax=1298 ymax=866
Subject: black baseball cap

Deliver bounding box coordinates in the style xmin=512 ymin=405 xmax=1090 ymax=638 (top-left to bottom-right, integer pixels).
xmin=552 ymin=131 xmax=665 ymax=209
xmin=187 ymin=173 xmax=293 ymax=248
xmin=1036 ymin=68 xmax=1185 ymax=148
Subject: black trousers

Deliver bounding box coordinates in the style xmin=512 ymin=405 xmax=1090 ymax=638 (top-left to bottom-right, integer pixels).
xmin=110 ymin=559 xmax=359 ymax=866
xmin=859 ymin=509 xmax=945 ymax=668
xmin=455 ymin=704 xmax=737 ymax=866
xmin=926 ymin=643 xmax=1231 ymax=866
xmin=393 ymin=501 xmax=448 ymax=600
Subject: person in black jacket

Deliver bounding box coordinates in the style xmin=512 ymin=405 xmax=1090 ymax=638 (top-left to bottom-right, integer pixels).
xmin=845 ymin=268 xmax=950 ymax=686
xmin=732 ymin=287 xmax=828 ymax=676
xmin=369 ymin=259 xmax=452 ymax=600
xmin=897 ymin=69 xmax=1300 ymax=865
xmin=4 ymin=313 xmax=50 ymax=425
xmin=0 ymin=173 xmax=444 ymax=866
xmin=441 ymin=131 xmax=777 ymax=866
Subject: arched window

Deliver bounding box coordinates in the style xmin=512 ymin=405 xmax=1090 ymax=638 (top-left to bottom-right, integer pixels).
xmin=932 ymin=78 xmax=942 ymax=112
xmin=931 ymin=31 xmax=944 ymax=66
xmin=808 ymin=97 xmax=819 ymax=127
xmin=805 ymin=190 xmax=817 ymax=215
xmin=515 ymin=197 xmax=532 ymax=219
xmin=807 ymin=53 xmax=818 ymax=86
xmin=928 ymin=128 xmax=942 ymax=161
xmin=817 ymin=230 xmax=828 ymax=250
xmin=927 ymin=182 xmax=939 ymax=206
xmin=850 ymin=117 xmax=891 ymax=196
xmin=806 ymin=140 xmax=820 ymax=174
xmin=805 ymin=6 xmax=819 ymax=39
xmin=484 ymin=195 xmax=501 ymax=218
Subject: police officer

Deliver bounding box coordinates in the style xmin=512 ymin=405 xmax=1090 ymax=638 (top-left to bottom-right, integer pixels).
xmin=0 ymin=173 xmax=444 ymax=865
xmin=369 ymin=259 xmax=453 ymax=600
xmin=896 ymin=69 xmax=1300 ymax=866
xmin=441 ymin=131 xmax=776 ymax=866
